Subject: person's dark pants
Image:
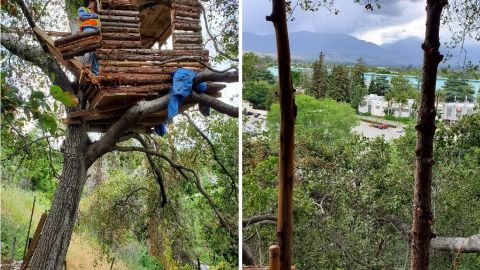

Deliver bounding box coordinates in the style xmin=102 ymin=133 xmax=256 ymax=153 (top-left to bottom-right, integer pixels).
xmin=82 ymin=26 xmax=99 ymax=76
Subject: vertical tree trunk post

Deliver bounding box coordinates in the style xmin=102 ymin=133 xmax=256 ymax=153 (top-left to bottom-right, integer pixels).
xmin=30 ymin=125 xmax=90 ymax=270
xmin=23 ymin=196 xmax=36 ymax=259
xmin=268 ymin=245 xmax=280 ymax=270
xmin=410 ymin=0 xmax=447 ymax=269
xmin=267 ymin=1 xmax=296 ymax=269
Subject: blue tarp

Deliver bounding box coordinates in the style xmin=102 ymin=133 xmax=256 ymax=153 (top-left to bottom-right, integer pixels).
xmin=155 ymin=68 xmax=208 ymax=136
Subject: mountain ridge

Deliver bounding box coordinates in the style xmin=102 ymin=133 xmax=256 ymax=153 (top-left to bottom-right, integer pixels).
xmin=243 ymin=32 xmax=480 ymax=67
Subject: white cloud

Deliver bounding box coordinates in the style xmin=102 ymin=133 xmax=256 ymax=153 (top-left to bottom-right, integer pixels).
xmin=353 ymin=16 xmax=426 ymax=45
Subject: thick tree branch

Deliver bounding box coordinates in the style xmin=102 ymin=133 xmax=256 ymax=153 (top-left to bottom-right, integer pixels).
xmin=381 ymin=217 xmax=480 ymax=253
xmin=193 ymin=70 xmax=239 ymax=84
xmin=1 ymin=33 xmax=73 ymax=92
xmin=243 ymin=214 xmax=277 ymax=227
xmin=430 ymin=234 xmax=480 ymax=253
xmin=86 ymin=72 xmax=239 ymax=166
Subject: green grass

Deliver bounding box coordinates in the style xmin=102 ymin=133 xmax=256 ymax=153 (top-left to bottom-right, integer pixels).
xmin=1 ymin=185 xmax=48 ymax=260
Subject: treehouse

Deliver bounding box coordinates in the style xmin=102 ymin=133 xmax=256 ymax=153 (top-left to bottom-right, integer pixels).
xmin=39 ymin=0 xmax=224 ymax=133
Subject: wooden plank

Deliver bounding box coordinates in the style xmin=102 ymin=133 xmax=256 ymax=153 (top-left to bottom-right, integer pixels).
xmin=101 ymin=26 xmax=140 ymax=33
xmin=99 ymin=60 xmax=205 ymax=69
xmin=46 ymin=31 xmax=71 ymax=37
xmin=54 ymin=29 xmax=100 ymax=46
xmin=63 ymin=43 xmax=102 ymax=59
xmin=97 ymin=52 xmax=208 ymax=62
xmin=58 ymin=35 xmax=101 ymax=52
xmin=100 ymin=66 xmax=177 ymax=74
xmin=99 ymin=15 xmax=139 ymax=23
xmin=174 ymin=22 xmax=201 ymax=32
xmin=102 ymin=40 xmax=142 ymax=49
xmin=21 ymin=213 xmax=47 ymax=270
xmin=32 ymin=27 xmax=98 ymax=85
xmin=101 ymin=21 xmax=139 ymax=29
xmin=101 ymin=32 xmax=141 ymax=41
xmin=97 ymin=9 xmax=139 ymax=17
xmin=98 ymin=73 xmax=171 ymax=85
xmin=97 ymin=48 xmax=208 ymax=56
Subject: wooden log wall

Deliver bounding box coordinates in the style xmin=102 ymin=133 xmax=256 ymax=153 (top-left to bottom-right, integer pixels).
xmin=172 ymin=0 xmax=204 ymax=51
xmin=63 ymin=0 xmax=218 ymax=133
xmin=54 ymin=30 xmax=101 ymax=59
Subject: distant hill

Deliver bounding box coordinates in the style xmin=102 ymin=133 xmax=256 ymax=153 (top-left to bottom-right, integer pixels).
xmin=243 ymin=32 xmax=480 ymax=67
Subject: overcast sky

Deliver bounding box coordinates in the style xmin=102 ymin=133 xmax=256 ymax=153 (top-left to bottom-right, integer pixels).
xmin=243 ymin=0 xmax=430 ymax=45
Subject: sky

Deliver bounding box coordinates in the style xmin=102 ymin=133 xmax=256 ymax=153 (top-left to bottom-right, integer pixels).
xmin=243 ymin=0 xmax=429 ymax=45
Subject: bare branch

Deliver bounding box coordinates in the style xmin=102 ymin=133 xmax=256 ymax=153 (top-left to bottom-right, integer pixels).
xmin=183 ymin=113 xmax=237 ymax=196
xmin=198 ymin=2 xmax=239 ymax=62
xmin=113 ymin=146 xmax=237 ymax=239
xmin=132 ymin=134 xmax=168 ymax=207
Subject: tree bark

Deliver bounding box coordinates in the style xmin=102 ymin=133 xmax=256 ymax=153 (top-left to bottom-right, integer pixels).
xmin=410 ymin=1 xmax=447 ymax=269
xmin=430 ymin=234 xmax=480 ymax=253
xmin=267 ymin=1 xmax=295 ymax=269
xmin=30 ymin=125 xmax=90 ymax=269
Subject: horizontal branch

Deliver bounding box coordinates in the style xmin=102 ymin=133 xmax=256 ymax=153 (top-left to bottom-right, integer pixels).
xmin=381 ymin=217 xmax=480 ymax=253
xmin=86 ymin=72 xmax=238 ymax=165
xmin=243 ymin=214 xmax=277 ymax=227
xmin=431 ymin=234 xmax=480 ymax=253
xmin=194 ymin=70 xmax=239 ymax=84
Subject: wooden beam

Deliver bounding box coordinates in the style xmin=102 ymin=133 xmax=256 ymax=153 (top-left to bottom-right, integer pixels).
xmin=21 ymin=213 xmax=47 ymax=270
xmin=267 ymin=1 xmax=296 ymax=269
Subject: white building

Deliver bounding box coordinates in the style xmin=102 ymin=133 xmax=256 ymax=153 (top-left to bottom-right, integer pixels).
xmin=358 ymin=94 xmax=414 ymax=118
xmin=442 ymin=102 xmax=476 ymax=121
xmin=358 ymin=94 xmax=477 ymax=121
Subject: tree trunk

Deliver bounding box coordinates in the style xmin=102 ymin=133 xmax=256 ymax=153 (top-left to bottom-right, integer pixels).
xmin=267 ymin=1 xmax=295 ymax=270
xmin=30 ymin=124 xmax=90 ymax=270
xmin=410 ymin=1 xmax=447 ymax=269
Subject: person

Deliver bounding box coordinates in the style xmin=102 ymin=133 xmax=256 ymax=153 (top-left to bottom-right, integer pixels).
xmin=78 ymin=0 xmax=100 ymax=75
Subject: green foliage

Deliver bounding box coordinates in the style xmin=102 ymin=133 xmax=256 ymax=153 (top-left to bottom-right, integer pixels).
xmin=204 ymin=0 xmax=238 ymax=62
xmin=442 ymin=72 xmax=475 ymax=102
xmin=77 ymin=112 xmax=238 ymax=269
xmin=307 ymin=52 xmax=328 ymax=99
xmin=246 ymin=92 xmax=480 ymax=268
xmin=369 ymin=75 xmax=391 ymax=96
xmin=1 ymin=186 xmax=48 ymax=260
xmin=267 ymin=95 xmax=358 ymax=146
xmin=1 ymin=72 xmax=62 ymax=136
xmin=327 ymin=64 xmax=351 ymax=102
xmin=243 ymin=52 xmax=260 ymax=82
xmin=242 ymin=52 xmax=278 ymax=109
xmin=49 ymin=85 xmax=79 ymax=107
xmin=243 ymin=81 xmax=276 ymax=110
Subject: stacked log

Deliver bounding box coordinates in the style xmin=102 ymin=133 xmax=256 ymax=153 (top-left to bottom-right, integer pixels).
xmin=54 ymin=30 xmax=101 ymax=59
xmin=172 ymin=0 xmax=204 ymax=51
xmin=64 ymin=0 xmax=222 ymax=133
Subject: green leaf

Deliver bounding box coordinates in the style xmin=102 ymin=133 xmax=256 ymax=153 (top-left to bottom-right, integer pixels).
xmin=49 ymin=85 xmax=78 ymax=107
xmin=38 ymin=113 xmax=57 ymax=134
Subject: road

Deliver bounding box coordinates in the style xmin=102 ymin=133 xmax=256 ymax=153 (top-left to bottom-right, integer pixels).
xmin=352 ymin=121 xmax=406 ymax=141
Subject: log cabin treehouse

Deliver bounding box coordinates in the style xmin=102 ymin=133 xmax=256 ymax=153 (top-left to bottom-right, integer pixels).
xmin=40 ymin=0 xmax=224 ymax=133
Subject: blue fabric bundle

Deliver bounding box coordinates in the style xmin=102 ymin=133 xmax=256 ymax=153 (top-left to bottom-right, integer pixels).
xmin=155 ymin=68 xmax=208 ymax=136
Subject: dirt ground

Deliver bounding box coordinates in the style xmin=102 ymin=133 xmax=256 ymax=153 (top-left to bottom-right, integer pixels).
xmin=66 ymin=234 xmax=129 ymax=270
